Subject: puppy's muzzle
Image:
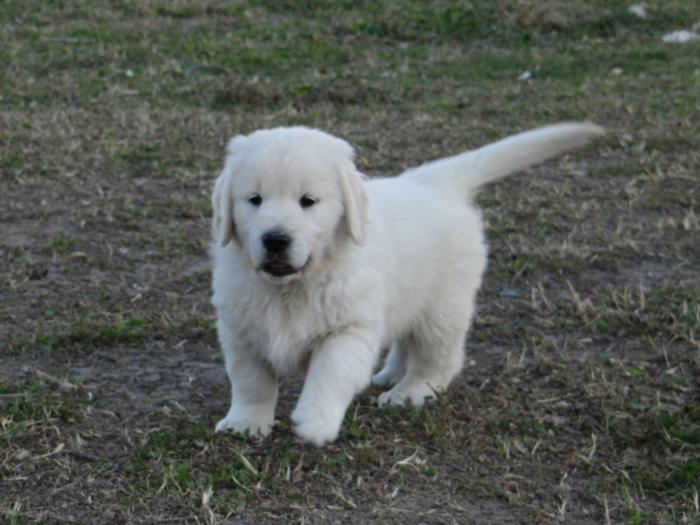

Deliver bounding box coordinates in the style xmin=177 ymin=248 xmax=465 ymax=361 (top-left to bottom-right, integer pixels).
xmin=262 ymin=230 xmax=291 ymax=255
xmin=261 ymin=230 xmax=297 ymax=278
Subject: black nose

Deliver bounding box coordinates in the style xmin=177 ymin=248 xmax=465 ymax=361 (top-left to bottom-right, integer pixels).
xmin=262 ymin=230 xmax=291 ymax=254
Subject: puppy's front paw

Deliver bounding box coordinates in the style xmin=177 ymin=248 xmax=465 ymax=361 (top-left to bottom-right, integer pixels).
xmin=215 ymin=405 xmax=274 ymax=438
xmin=291 ymin=402 xmax=342 ymax=447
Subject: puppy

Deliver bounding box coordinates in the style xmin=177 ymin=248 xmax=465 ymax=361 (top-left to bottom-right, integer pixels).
xmin=210 ymin=122 xmax=603 ymax=446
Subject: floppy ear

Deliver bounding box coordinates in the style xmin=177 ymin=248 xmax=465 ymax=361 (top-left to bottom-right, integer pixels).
xmin=211 ymin=169 xmax=235 ymax=246
xmin=338 ymin=158 xmax=369 ymax=245
xmin=211 ymin=135 xmax=248 ymax=246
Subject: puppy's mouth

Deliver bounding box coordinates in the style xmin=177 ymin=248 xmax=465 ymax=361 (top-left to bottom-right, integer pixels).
xmin=262 ymin=260 xmax=298 ymax=278
xmin=260 ymin=257 xmax=311 ymax=279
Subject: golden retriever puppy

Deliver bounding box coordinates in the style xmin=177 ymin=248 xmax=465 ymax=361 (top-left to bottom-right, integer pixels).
xmin=210 ymin=122 xmax=603 ymax=445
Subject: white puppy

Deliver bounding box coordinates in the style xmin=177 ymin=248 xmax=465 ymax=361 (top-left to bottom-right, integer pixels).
xmin=210 ymin=122 xmax=603 ymax=446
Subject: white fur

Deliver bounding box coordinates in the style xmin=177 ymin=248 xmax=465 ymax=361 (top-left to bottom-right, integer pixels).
xmin=210 ymin=123 xmax=603 ymax=446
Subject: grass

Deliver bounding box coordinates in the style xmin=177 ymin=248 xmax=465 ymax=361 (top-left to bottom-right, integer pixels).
xmin=4 ymin=316 xmax=216 ymax=357
xmin=0 ymin=377 xmax=81 ymax=442
xmin=1 ymin=0 xmax=699 ymax=523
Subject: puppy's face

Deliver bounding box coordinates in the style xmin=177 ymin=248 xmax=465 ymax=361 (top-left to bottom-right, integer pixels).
xmin=212 ymin=127 xmax=369 ymax=284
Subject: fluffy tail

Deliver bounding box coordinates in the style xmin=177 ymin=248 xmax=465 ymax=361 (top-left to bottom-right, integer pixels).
xmin=403 ymin=122 xmax=604 ymax=194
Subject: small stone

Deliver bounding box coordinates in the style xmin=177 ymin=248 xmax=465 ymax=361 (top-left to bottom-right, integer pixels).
xmin=517 ymin=70 xmax=532 ymax=81
xmin=662 ymin=30 xmax=699 ymax=44
xmin=627 ymin=4 xmax=647 ymax=19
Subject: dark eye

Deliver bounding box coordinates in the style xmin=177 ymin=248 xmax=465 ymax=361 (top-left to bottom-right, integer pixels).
xmin=248 ymin=194 xmax=262 ymax=206
xmin=300 ymin=195 xmax=317 ymax=208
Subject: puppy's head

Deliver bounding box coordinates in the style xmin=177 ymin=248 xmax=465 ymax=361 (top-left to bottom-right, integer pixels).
xmin=212 ymin=126 xmax=369 ymax=284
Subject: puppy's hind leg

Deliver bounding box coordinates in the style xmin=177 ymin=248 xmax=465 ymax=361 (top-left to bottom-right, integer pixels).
xmin=377 ymin=243 xmax=484 ymax=408
xmin=376 ymin=332 xmax=465 ymax=407
xmin=377 ymin=300 xmax=474 ymax=407
xmin=371 ymin=343 xmax=407 ymax=387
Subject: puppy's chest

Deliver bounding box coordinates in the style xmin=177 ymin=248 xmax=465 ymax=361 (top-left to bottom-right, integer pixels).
xmin=239 ymin=293 xmax=343 ymax=375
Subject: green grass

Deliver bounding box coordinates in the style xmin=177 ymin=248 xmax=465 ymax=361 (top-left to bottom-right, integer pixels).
xmin=4 ymin=316 xmax=216 ymax=356
xmin=45 ymin=233 xmax=76 ymax=255
xmin=3 ymin=0 xmax=699 ymax=117
xmin=0 ymin=378 xmax=81 ymax=442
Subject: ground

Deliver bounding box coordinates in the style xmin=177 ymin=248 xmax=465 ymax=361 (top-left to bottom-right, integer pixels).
xmin=1 ymin=1 xmax=699 ymax=524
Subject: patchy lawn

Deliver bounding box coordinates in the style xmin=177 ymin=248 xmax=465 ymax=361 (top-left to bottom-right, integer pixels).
xmin=1 ymin=1 xmax=699 ymax=523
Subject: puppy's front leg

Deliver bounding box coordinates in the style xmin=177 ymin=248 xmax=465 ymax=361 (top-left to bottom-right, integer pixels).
xmin=292 ymin=330 xmax=379 ymax=446
xmin=215 ymin=320 xmax=278 ymax=438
